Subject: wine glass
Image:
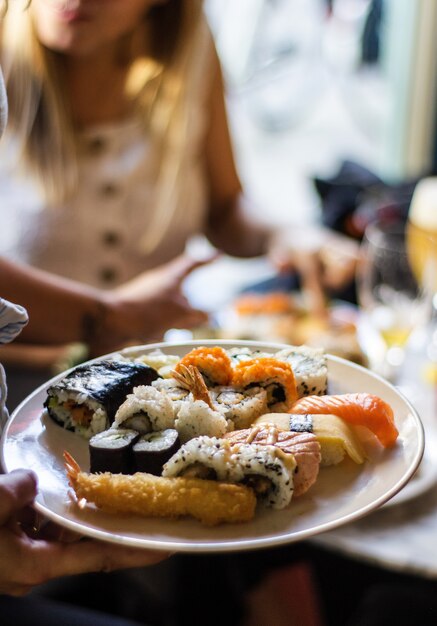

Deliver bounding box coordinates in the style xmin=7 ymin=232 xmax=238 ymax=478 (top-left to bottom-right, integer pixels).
xmin=357 ymin=220 xmax=429 ymax=381
xmin=407 ymin=177 xmax=437 ymax=296
xmin=406 ymin=176 xmax=437 ymax=398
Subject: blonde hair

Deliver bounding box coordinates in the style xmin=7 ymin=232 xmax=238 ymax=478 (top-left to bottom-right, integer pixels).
xmin=1 ymin=0 xmax=205 ymax=252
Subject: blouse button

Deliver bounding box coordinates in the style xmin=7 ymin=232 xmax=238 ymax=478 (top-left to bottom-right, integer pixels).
xmin=100 ymin=182 xmax=119 ymax=197
xmin=87 ymin=137 xmax=106 ymax=154
xmin=102 ymin=230 xmax=121 ymax=246
xmin=99 ymin=267 xmax=118 ymax=283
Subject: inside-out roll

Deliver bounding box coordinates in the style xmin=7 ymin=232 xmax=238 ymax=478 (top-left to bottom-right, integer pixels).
xmin=275 ymin=346 xmax=328 ymax=397
xmin=114 ymin=385 xmax=176 ymax=433
xmin=163 ymin=436 xmax=297 ymax=509
xmin=209 ymin=385 xmax=267 ymax=430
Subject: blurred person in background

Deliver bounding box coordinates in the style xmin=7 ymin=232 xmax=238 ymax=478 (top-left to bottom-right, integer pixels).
xmin=0 ymin=0 xmax=358 ymax=410
xmin=0 ymin=63 xmax=169 ymax=626
xmin=0 ymin=1 xmax=359 ymax=623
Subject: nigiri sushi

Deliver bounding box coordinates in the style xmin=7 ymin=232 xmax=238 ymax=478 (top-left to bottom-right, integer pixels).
xmin=290 ymin=393 xmax=398 ymax=448
xmin=254 ymin=413 xmax=366 ymax=466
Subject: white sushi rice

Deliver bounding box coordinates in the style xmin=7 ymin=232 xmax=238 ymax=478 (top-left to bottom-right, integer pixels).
xmin=276 ymin=345 xmax=327 ymax=397
xmin=163 ymin=437 xmax=296 ymax=509
xmin=152 ymin=378 xmax=191 ymax=411
xmin=210 ymin=385 xmax=268 ymax=430
xmin=230 ymin=443 xmax=296 ymax=509
xmin=133 ymin=350 xmax=180 ymax=378
xmin=163 ymin=436 xmax=235 ymax=481
xmin=174 ymin=400 xmax=229 ymax=443
xmin=46 ymin=391 xmax=109 ymax=440
xmin=225 ymin=347 xmax=271 ymax=365
xmin=114 ymin=385 xmax=176 ymax=432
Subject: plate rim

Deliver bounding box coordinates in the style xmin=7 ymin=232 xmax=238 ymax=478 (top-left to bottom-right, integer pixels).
xmin=1 ymin=340 xmax=425 ymax=553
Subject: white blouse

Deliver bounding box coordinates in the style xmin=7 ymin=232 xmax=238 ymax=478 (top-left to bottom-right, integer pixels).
xmin=0 ymin=20 xmax=213 ymax=290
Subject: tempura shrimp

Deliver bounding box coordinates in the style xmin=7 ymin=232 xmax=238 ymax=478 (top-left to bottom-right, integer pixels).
xmin=64 ymin=451 xmax=256 ymax=526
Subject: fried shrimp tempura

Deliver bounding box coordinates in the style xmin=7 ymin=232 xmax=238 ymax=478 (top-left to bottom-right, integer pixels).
xmin=64 ymin=452 xmax=256 ymax=526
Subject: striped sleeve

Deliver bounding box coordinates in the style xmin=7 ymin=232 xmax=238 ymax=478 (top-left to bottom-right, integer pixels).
xmin=0 ymin=298 xmax=28 ymax=344
xmin=0 ymin=298 xmax=28 ymax=429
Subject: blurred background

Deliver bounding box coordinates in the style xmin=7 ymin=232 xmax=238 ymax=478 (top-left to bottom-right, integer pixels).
xmin=205 ymin=0 xmax=437 ymax=227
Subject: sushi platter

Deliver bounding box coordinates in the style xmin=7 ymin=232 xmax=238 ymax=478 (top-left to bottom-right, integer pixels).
xmin=0 ymin=340 xmax=424 ymax=553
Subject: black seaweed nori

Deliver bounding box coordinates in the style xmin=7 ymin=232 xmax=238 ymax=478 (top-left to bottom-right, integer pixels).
xmin=289 ymin=414 xmax=313 ymax=433
xmin=89 ymin=428 xmax=140 ymax=474
xmin=44 ymin=359 xmax=160 ymax=428
xmin=133 ymin=429 xmax=180 ymax=475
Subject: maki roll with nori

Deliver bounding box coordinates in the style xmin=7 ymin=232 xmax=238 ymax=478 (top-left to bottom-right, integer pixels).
xmin=133 ymin=429 xmax=180 ymax=475
xmin=45 ymin=359 xmax=159 ymax=439
xmin=89 ymin=428 xmax=139 ymax=474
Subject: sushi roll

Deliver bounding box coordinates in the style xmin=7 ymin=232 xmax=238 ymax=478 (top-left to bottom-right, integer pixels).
xmin=151 ymin=377 xmax=191 ymax=411
xmin=209 ymin=385 xmax=268 ymax=430
xmin=224 ymin=424 xmax=321 ymax=496
xmin=89 ymin=428 xmax=139 ymax=474
xmin=254 ymin=412 xmax=366 ymax=466
xmin=45 ymin=359 xmax=159 ymax=439
xmin=163 ymin=436 xmax=296 ymax=509
xmin=174 ymin=346 xmax=233 ymax=386
xmin=232 ymin=357 xmax=298 ymax=412
xmin=133 ymin=429 xmax=181 ymax=475
xmin=174 ymin=399 xmax=229 ymax=443
xmin=114 ymin=385 xmax=176 ymax=433
xmin=167 ymin=364 xmax=229 ymax=442
xmin=163 ymin=436 xmax=234 ymax=481
xmin=275 ymin=345 xmax=327 ymax=397
xmin=230 ymin=443 xmax=296 ymax=509
xmin=225 ymin=346 xmax=271 ymax=366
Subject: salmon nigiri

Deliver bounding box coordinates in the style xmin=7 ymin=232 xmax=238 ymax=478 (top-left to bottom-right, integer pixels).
xmin=290 ymin=393 xmax=398 ymax=448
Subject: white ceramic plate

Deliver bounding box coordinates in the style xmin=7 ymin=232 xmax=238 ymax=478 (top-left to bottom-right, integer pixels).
xmin=0 ymin=340 xmax=424 ymax=553
xmin=382 ymin=435 xmax=437 ymax=508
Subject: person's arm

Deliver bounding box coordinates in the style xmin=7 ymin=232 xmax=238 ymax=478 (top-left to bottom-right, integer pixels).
xmin=0 ymin=470 xmax=168 ymax=596
xmin=203 ymin=46 xmax=272 ymax=258
xmin=0 ymin=255 xmax=210 ymax=356
xmin=202 ymin=45 xmax=359 ymax=314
